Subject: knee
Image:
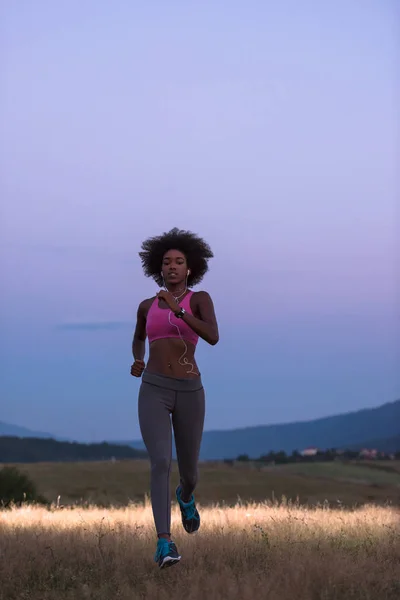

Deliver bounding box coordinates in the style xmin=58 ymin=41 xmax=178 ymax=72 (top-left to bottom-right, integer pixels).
xmin=151 ymin=455 xmax=171 ymax=476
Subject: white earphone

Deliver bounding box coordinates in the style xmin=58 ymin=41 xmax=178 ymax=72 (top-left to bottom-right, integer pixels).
xmin=159 ymin=267 xmax=198 ymax=375
xmin=161 ymin=269 xmax=191 ymax=276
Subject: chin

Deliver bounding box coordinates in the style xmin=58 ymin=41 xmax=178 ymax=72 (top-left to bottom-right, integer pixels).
xmin=168 ymin=278 xmax=185 ymax=287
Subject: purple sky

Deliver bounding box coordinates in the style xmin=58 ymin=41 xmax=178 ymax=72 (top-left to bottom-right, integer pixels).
xmin=1 ymin=1 xmax=398 ymax=441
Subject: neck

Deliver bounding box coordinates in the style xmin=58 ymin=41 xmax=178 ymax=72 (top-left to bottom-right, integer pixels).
xmin=165 ymin=283 xmax=187 ymax=295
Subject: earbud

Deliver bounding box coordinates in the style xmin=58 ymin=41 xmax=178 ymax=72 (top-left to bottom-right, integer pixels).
xmin=187 ymin=269 xmax=191 ymax=275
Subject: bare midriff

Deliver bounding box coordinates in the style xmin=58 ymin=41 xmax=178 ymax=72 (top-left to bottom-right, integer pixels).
xmin=146 ymin=338 xmax=200 ymax=378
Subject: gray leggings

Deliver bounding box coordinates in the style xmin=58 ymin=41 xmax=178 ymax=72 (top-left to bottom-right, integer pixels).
xmin=138 ymin=371 xmax=205 ymax=535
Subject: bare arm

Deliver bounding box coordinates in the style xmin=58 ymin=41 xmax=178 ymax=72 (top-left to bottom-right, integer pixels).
xmin=180 ymin=291 xmax=219 ymax=346
xmin=132 ymin=300 xmax=148 ymax=361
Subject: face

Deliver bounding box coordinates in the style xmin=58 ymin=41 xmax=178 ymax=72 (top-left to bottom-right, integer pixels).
xmin=162 ymin=249 xmax=189 ymax=286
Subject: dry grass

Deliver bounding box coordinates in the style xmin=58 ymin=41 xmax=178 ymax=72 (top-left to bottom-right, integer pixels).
xmin=1 ymin=501 xmax=399 ymax=600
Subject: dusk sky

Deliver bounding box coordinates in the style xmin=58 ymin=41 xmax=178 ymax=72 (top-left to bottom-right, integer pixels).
xmin=1 ymin=1 xmax=398 ymax=442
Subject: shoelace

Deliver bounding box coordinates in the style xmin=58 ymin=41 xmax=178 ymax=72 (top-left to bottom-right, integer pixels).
xmin=182 ymin=501 xmax=198 ymax=521
xmin=157 ymin=541 xmax=176 ymax=559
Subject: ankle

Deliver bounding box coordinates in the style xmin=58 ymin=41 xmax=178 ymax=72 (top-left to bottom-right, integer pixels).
xmin=181 ymin=491 xmax=193 ymax=504
xmin=158 ymin=533 xmax=171 ymax=542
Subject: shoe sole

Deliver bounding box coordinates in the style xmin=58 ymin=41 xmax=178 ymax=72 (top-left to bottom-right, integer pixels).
xmin=183 ymin=522 xmax=200 ymax=534
xmin=159 ymin=556 xmax=181 ymax=569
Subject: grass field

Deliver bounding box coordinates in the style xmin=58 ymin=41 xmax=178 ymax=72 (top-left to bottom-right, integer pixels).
xmin=264 ymin=461 xmax=400 ymax=486
xmin=1 ymin=460 xmax=399 ymax=599
xmin=1 ymin=502 xmax=399 ymax=600
xmin=5 ymin=459 xmax=400 ymax=508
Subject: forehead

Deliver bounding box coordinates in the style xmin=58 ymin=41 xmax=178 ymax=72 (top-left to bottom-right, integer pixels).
xmin=163 ymin=249 xmax=186 ymax=261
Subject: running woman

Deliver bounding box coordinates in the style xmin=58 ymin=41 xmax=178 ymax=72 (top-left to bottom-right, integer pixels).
xmin=130 ymin=228 xmax=219 ymax=569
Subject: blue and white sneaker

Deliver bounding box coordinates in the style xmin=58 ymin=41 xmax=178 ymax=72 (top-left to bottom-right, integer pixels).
xmin=154 ymin=539 xmax=181 ymax=569
xmin=176 ymin=485 xmax=201 ymax=534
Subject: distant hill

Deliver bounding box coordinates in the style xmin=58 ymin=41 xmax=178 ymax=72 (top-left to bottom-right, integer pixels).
xmin=3 ymin=400 xmax=399 ymax=462
xmin=198 ymin=400 xmax=400 ymax=459
xmin=0 ymin=436 xmax=147 ymax=463
xmin=116 ymin=399 xmax=400 ymax=460
xmin=0 ymin=421 xmax=53 ymax=439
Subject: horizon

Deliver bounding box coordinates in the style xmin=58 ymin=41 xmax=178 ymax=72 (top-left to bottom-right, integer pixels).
xmin=1 ymin=1 xmax=399 ymax=441
xmin=1 ymin=398 xmax=398 ymax=444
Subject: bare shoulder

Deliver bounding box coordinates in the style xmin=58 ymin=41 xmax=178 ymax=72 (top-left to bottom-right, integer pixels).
xmin=138 ymin=296 xmax=156 ymax=316
xmin=190 ymin=290 xmax=218 ymax=326
xmin=192 ymin=290 xmax=213 ymax=302
xmin=191 ymin=290 xmax=216 ymax=315
xmin=141 ymin=296 xmax=156 ymax=306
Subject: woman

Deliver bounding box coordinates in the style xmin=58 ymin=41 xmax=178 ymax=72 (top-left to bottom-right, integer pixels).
xmin=130 ymin=227 xmax=219 ymax=569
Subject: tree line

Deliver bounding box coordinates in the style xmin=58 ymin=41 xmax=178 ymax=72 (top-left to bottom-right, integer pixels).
xmin=0 ymin=436 xmax=147 ymax=463
xmin=230 ymin=448 xmax=400 ymax=464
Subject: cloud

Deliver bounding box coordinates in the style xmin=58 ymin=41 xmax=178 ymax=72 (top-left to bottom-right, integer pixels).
xmin=56 ymin=321 xmax=132 ymax=332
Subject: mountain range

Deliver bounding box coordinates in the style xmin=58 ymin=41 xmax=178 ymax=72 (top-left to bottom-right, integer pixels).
xmin=2 ymin=399 xmax=399 ymax=460
xmin=0 ymin=421 xmax=53 ymax=439
xmin=115 ymin=399 xmax=400 ymax=459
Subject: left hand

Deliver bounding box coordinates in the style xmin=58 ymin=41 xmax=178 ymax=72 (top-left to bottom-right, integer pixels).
xmin=157 ymin=290 xmax=180 ymax=312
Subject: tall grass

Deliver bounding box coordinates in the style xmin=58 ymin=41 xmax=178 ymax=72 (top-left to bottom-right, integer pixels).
xmin=1 ymin=501 xmax=399 ymax=599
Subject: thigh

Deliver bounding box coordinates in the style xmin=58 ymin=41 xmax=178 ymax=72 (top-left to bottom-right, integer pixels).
xmin=173 ymin=388 xmax=205 ymax=464
xmin=138 ymin=382 xmax=174 ymax=460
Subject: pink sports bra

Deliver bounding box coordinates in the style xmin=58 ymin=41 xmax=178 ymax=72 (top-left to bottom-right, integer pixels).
xmin=146 ymin=291 xmax=199 ymax=346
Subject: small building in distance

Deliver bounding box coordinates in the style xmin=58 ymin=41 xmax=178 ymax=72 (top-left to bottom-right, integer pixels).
xmin=359 ymin=448 xmax=378 ymax=459
xmin=300 ymin=446 xmax=318 ymax=457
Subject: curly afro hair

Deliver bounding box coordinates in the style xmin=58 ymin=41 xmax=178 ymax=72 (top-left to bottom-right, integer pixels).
xmin=139 ymin=227 xmax=214 ymax=287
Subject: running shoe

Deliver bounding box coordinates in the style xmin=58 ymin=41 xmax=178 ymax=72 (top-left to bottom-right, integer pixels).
xmin=176 ymin=485 xmax=201 ymax=534
xmin=154 ymin=539 xmax=181 ymax=569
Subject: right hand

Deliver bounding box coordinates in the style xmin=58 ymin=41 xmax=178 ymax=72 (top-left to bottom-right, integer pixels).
xmin=130 ymin=359 xmax=145 ymax=377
